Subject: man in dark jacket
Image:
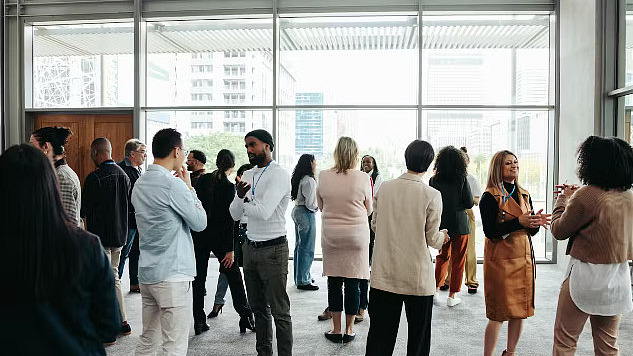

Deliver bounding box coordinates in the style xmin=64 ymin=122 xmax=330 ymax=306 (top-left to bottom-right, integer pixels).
xmin=81 ymin=137 xmax=132 ymax=341
xmin=117 ymin=139 xmax=146 ymax=293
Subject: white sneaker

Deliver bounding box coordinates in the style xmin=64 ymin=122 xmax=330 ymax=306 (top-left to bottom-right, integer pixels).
xmin=433 ymin=292 xmax=441 ymax=306
xmin=447 ymin=296 xmax=461 ymax=307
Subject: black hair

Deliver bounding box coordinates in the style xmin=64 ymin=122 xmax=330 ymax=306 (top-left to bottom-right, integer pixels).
xmin=577 ymin=136 xmax=633 ymax=191
xmin=0 ymin=144 xmax=80 ymax=302
xmin=190 ymin=149 xmax=207 ymax=165
xmin=291 ymin=154 xmax=315 ymax=200
xmin=210 ymin=149 xmax=236 ymax=183
xmin=433 ymin=145 xmax=467 ymax=182
xmin=152 ymin=128 xmax=183 ymax=159
xmin=460 ymin=146 xmax=470 ymax=164
xmin=361 ymin=155 xmax=379 ymax=184
xmin=32 ymin=126 xmax=73 ymax=156
xmin=405 ymin=140 xmax=435 ymax=173
xmin=237 ymin=163 xmax=254 ymax=177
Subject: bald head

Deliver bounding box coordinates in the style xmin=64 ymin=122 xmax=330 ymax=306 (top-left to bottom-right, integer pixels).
xmin=90 ymin=137 xmax=113 ymax=166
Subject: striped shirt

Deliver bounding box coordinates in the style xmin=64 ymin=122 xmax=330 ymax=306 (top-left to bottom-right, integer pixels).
xmin=55 ymin=159 xmax=82 ymax=226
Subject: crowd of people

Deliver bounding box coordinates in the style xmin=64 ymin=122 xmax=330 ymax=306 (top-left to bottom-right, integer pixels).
xmin=1 ymin=125 xmax=632 ymax=356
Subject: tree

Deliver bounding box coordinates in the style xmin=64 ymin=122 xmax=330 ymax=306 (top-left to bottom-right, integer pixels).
xmin=185 ymin=132 xmax=249 ymax=172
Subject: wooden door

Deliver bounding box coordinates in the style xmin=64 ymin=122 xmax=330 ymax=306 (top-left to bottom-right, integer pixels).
xmin=34 ymin=114 xmax=133 ymax=185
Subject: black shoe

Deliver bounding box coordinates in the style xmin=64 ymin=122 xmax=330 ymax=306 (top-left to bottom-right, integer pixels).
xmin=239 ymin=315 xmax=255 ymax=333
xmin=194 ymin=321 xmax=210 ymax=335
xmin=318 ymin=307 xmax=332 ymax=321
xmin=120 ymin=321 xmax=131 ymax=335
xmin=468 ymin=286 xmax=478 ymax=294
xmin=324 ymin=331 xmax=343 ymax=343
xmin=343 ymin=333 xmax=356 ymax=343
xmin=297 ymin=283 xmax=319 ymax=291
xmin=439 ymin=284 xmax=449 ymax=291
xmin=207 ymin=303 xmax=224 ymax=318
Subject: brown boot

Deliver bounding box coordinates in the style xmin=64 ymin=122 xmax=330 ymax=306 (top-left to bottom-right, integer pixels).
xmin=354 ymin=308 xmax=365 ymax=323
xmin=317 ymin=307 xmax=332 ymax=321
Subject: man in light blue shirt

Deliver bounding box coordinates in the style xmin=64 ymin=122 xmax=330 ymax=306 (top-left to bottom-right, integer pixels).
xmin=132 ymin=128 xmax=206 ymax=356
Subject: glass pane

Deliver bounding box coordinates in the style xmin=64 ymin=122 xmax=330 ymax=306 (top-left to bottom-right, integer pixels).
xmin=32 ymin=22 xmax=134 ymax=108
xmin=626 ymin=10 xmax=633 ymax=86
xmin=147 ymin=19 xmax=273 ymax=106
xmin=278 ymin=109 xmax=417 ymax=257
xmin=279 ymin=16 xmax=419 ymax=106
xmin=422 ymin=13 xmax=550 ymax=106
xmin=145 ymin=110 xmax=272 ymax=170
xmin=421 ymin=109 xmax=550 ymax=260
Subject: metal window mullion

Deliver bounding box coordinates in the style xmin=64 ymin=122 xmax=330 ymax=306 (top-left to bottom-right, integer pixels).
xmin=417 ymin=0 xmax=423 ymax=140
xmin=272 ymin=0 xmax=279 ymax=162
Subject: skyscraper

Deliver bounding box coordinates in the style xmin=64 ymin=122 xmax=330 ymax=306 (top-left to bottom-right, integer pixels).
xmin=295 ymin=93 xmax=324 ymax=157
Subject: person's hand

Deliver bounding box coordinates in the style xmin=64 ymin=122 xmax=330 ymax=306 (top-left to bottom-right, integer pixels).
xmin=441 ymin=229 xmax=450 ymax=244
xmin=554 ymin=183 xmax=580 ymax=199
xmin=518 ymin=209 xmax=552 ymax=229
xmin=174 ymin=165 xmax=192 ymax=189
xmin=222 ymin=251 xmax=234 ymax=269
xmin=236 ymin=180 xmax=251 ymax=198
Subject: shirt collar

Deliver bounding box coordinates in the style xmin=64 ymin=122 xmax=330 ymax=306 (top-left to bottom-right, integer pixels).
xmin=54 ymin=157 xmax=67 ymax=168
xmin=121 ymin=157 xmax=134 ymax=167
xmin=99 ymin=159 xmax=116 ymax=167
xmin=147 ymin=164 xmax=173 ymax=175
xmin=399 ymin=172 xmax=424 ymax=182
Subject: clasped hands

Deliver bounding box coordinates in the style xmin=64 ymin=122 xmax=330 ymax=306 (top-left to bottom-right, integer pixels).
xmin=518 ymin=209 xmax=551 ymax=230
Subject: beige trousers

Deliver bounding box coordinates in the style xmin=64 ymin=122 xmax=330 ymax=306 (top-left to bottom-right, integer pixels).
xmin=553 ymin=278 xmax=621 ymax=356
xmin=136 ymin=281 xmax=193 ymax=356
xmin=443 ymin=209 xmax=479 ymax=288
xmin=104 ymin=247 xmax=127 ymax=322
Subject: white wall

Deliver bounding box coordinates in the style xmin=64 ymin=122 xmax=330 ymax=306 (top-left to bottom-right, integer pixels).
xmin=557 ymin=0 xmax=602 ymax=266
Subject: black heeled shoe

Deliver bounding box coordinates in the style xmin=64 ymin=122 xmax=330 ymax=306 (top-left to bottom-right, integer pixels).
xmin=239 ymin=315 xmax=255 ymax=333
xmin=194 ymin=321 xmax=210 ymax=335
xmin=207 ymin=304 xmax=224 ymax=318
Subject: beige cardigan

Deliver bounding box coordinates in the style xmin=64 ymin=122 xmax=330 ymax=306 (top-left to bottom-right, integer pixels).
xmin=370 ymin=173 xmax=445 ymax=296
xmin=551 ymin=185 xmax=633 ymax=263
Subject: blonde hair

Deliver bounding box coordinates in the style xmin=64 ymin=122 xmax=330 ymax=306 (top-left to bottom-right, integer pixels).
xmin=486 ymin=150 xmax=522 ymax=191
xmin=333 ymin=136 xmax=359 ymax=173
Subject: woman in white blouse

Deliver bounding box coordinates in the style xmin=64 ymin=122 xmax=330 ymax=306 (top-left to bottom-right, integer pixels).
xmin=291 ymin=154 xmax=319 ymax=290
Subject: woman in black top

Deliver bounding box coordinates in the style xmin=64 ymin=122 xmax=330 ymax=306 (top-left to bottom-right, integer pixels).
xmin=430 ymin=146 xmax=474 ymax=307
xmin=192 ymin=149 xmax=254 ymax=335
xmin=0 ymin=144 xmax=120 ymax=355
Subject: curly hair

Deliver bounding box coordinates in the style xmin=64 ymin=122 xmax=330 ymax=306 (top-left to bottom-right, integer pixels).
xmin=433 ymin=146 xmax=467 ymax=183
xmin=577 ymin=136 xmax=633 ymax=191
xmin=31 ymin=126 xmax=73 ymax=156
xmin=291 ymin=154 xmax=315 ymax=200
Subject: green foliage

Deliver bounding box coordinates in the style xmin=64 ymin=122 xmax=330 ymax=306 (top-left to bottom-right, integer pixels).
xmin=185 ymin=132 xmax=249 ymax=171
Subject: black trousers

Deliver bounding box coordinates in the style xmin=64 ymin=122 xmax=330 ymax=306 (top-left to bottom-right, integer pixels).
xmin=365 ymin=288 xmax=433 ymax=356
xmin=192 ymin=240 xmax=251 ymax=323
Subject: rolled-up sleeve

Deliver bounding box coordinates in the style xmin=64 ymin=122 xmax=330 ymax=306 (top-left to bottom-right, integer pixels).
xmin=169 ymin=180 xmax=207 ymax=232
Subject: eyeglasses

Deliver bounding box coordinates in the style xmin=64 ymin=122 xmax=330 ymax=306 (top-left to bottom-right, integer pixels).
xmin=133 ymin=149 xmax=147 ymax=155
xmin=177 ymin=147 xmax=189 ymax=156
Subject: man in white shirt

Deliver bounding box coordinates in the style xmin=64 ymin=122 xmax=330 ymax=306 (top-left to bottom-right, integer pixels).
xmin=132 ymin=128 xmax=207 ymax=356
xmin=230 ymin=129 xmax=293 ymax=356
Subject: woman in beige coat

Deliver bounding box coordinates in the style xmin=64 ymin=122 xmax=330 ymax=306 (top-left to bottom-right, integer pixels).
xmin=317 ymin=136 xmax=372 ymax=344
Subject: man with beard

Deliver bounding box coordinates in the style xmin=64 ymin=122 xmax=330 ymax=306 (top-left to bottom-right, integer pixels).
xmin=229 ymin=129 xmax=293 ymax=356
xmin=187 ymin=150 xmax=207 ymax=188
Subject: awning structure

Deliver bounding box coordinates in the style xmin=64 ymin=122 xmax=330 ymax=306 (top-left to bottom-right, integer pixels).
xmin=33 ymin=16 xmax=550 ymax=56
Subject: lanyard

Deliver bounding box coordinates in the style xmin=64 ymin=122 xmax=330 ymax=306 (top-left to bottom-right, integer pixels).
xmin=501 ymin=183 xmax=516 ymax=204
xmin=251 ymin=161 xmax=271 ymax=197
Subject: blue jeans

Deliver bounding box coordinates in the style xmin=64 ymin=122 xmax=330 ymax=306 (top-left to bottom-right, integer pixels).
xmin=118 ymin=228 xmax=136 ymax=279
xmin=291 ymin=206 xmax=316 ymax=286
xmin=214 ymin=273 xmax=229 ymax=305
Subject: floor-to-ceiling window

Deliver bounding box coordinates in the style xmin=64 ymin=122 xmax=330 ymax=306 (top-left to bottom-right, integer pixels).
xmin=20 ymin=1 xmax=556 ymax=260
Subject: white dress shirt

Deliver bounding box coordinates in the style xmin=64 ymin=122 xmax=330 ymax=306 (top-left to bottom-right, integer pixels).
xmin=294 ymin=176 xmax=318 ymax=212
xmin=564 ymin=257 xmax=633 ymax=316
xmin=230 ymin=161 xmax=291 ymax=241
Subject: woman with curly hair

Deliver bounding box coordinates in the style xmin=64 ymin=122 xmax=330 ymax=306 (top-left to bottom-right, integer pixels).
xmin=291 ymin=154 xmax=319 ymax=290
xmin=551 ymin=136 xmax=633 ymax=355
xmin=431 ymin=146 xmax=474 ymax=307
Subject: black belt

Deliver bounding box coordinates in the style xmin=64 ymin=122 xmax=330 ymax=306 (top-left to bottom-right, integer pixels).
xmin=247 ymin=236 xmax=286 ymax=248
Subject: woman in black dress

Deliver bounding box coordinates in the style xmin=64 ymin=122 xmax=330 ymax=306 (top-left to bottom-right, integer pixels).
xmin=192 ymin=149 xmax=254 ymax=335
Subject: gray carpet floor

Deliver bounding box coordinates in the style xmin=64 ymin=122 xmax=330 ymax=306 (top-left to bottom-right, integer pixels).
xmin=107 ymin=261 xmax=632 ymax=356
